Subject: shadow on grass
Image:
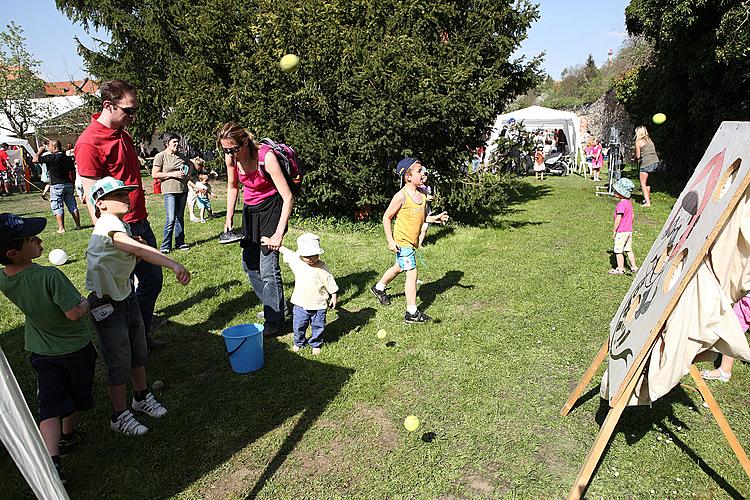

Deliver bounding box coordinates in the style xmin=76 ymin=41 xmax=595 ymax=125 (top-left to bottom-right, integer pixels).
xmin=583 ymin=385 xmax=745 ymax=499
xmin=335 ymin=270 xmax=378 ymax=307
xmin=325 ymin=306 xmax=376 ymax=344
xmin=1 ymin=287 xmax=354 ymax=499
xmin=419 ymin=270 xmax=474 ymax=312
xmin=156 ymin=279 xmax=244 ymax=318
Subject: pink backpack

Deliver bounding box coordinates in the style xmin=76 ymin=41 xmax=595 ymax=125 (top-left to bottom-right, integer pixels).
xmin=258 ymin=138 xmax=303 ymax=196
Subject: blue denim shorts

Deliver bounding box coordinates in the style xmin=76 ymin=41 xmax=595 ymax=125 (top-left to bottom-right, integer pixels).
xmin=395 ymin=245 xmax=417 ymax=271
xmin=50 ymin=183 xmax=78 ymax=216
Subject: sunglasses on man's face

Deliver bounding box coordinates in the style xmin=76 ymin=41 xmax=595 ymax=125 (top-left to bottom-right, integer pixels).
xmin=222 ymin=145 xmax=242 ymax=155
xmin=111 ymin=103 xmax=139 ymax=115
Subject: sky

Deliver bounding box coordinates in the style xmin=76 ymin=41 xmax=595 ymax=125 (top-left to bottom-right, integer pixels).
xmin=5 ymin=0 xmax=630 ymax=82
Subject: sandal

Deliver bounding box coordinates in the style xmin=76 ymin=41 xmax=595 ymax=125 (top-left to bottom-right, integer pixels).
xmin=608 ymin=268 xmax=625 ymax=275
xmin=700 ymin=368 xmax=731 ymax=382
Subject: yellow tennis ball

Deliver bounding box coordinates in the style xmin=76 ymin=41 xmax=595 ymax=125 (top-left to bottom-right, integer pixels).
xmin=280 ymin=54 xmax=300 ymax=73
xmin=404 ymin=415 xmax=420 ymax=432
xmin=652 ymin=113 xmax=666 ymax=125
xmin=376 ymin=329 xmax=387 ymax=339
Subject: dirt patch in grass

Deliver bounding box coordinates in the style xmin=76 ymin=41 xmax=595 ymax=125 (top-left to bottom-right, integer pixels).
xmin=454 ymin=461 xmax=511 ymax=498
xmin=202 ymin=465 xmax=254 ymax=500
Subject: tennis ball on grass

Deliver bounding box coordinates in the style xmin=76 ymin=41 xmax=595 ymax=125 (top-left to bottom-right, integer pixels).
xmin=280 ymin=54 xmax=300 ymax=73
xmin=152 ymin=380 xmax=165 ymax=391
xmin=652 ymin=113 xmax=666 ymax=125
xmin=376 ymin=329 xmax=387 ymax=339
xmin=404 ymin=415 xmax=420 ymax=432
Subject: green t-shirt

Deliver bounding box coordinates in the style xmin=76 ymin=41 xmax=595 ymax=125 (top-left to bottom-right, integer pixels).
xmin=0 ymin=264 xmax=92 ymax=355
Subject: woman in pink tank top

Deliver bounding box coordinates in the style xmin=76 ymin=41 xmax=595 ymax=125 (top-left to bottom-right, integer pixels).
xmin=218 ymin=123 xmax=294 ymax=335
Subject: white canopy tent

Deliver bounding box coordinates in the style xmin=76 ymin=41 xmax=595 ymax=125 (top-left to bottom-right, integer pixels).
xmin=485 ymin=105 xmax=582 ymax=162
xmin=0 ymin=135 xmax=35 ymax=156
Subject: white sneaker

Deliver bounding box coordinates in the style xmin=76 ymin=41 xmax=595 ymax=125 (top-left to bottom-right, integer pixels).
xmin=190 ymin=216 xmax=199 ymax=222
xmin=132 ymin=393 xmax=168 ymax=418
xmin=111 ymin=410 xmax=149 ymax=436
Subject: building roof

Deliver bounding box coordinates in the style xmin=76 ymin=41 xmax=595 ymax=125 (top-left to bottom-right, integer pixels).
xmin=44 ymin=79 xmax=98 ymax=97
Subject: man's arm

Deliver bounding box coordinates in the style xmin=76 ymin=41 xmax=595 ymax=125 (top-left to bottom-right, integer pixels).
xmin=79 ymin=176 xmax=101 ymax=222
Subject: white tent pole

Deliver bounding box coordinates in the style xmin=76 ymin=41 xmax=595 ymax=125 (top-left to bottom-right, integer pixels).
xmin=0 ymin=347 xmax=69 ymax=499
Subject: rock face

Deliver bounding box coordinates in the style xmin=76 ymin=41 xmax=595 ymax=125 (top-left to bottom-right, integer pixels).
xmin=575 ymin=90 xmax=635 ymax=152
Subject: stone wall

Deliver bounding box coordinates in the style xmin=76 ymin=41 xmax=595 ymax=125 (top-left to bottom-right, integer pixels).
xmin=575 ymin=90 xmax=635 ymax=153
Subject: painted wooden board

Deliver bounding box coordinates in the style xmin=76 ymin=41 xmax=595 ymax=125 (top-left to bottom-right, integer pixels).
xmin=607 ymin=122 xmax=750 ymax=404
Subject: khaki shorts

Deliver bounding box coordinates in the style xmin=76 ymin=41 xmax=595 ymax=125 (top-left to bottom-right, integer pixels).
xmin=614 ymin=231 xmax=632 ymax=254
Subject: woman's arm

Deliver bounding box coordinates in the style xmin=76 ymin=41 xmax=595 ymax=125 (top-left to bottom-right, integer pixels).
xmin=224 ymin=155 xmax=240 ymax=232
xmin=635 ymin=140 xmax=641 ymax=161
xmin=262 ymin=150 xmax=294 ymax=251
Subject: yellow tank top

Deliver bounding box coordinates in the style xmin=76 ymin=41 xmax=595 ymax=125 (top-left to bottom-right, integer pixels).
xmin=393 ymin=188 xmax=426 ymax=247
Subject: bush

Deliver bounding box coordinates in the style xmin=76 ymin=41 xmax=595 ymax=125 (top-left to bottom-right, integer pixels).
xmin=433 ymin=171 xmax=513 ymax=225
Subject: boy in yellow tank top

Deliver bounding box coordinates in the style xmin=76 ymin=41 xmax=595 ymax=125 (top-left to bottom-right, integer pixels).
xmin=370 ymin=158 xmax=449 ymax=323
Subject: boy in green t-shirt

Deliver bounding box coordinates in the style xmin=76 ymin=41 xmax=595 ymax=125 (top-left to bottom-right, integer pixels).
xmin=0 ymin=213 xmax=95 ymax=484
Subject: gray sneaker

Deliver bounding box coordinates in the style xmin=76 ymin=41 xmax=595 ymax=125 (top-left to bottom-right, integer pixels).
xmin=111 ymin=410 xmax=149 ymax=436
xmin=132 ymin=393 xmax=168 ymax=418
xmin=370 ymin=284 xmax=391 ymax=305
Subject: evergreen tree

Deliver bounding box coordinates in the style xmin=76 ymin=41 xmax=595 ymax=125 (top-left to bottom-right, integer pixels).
xmin=57 ymin=0 xmax=541 ymax=213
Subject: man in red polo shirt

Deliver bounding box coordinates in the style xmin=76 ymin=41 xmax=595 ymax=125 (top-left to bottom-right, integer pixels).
xmin=76 ymin=80 xmax=166 ymax=348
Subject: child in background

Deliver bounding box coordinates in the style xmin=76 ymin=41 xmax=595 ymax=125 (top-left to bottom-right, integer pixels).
xmin=533 ymin=146 xmax=545 ymax=181
xmin=370 ymin=158 xmax=449 ymax=323
xmin=0 ymin=213 xmax=95 ymax=483
xmin=591 ymin=139 xmax=603 ymax=182
xmin=417 ymin=168 xmax=435 ymax=248
xmin=609 ymin=178 xmax=638 ymax=275
xmin=187 ymin=158 xmax=205 ymax=222
xmin=194 ymin=173 xmax=217 ymax=222
xmin=267 ymin=233 xmax=338 ymax=355
xmin=86 ymin=177 xmax=191 ymax=436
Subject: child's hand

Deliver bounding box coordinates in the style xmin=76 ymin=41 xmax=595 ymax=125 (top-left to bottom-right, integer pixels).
xmin=426 ymin=194 xmax=435 ymax=202
xmin=431 ymin=211 xmax=450 ymax=224
xmin=329 ymin=296 xmax=337 ymax=309
xmin=387 ymin=241 xmax=400 ymax=253
xmin=172 ymin=263 xmax=191 ymax=285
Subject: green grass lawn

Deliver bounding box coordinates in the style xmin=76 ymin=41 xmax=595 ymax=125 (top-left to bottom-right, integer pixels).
xmin=1 ymin=167 xmax=749 ymax=498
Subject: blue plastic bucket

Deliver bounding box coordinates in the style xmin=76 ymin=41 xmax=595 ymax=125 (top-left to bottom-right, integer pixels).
xmin=222 ymin=323 xmax=264 ymax=373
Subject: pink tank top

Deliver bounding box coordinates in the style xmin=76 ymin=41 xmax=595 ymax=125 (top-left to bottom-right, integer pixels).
xmin=237 ymin=165 xmax=277 ymax=206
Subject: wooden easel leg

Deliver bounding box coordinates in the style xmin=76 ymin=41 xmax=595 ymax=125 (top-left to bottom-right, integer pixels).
xmin=567 ymin=390 xmax=628 ymax=500
xmin=689 ymin=364 xmax=750 ymax=479
xmin=561 ymin=339 xmax=609 ymax=417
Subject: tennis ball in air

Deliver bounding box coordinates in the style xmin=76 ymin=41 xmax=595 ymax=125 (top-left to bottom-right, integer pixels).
xmin=652 ymin=113 xmax=666 ymax=125
xmin=48 ymin=249 xmax=68 ymax=266
xmin=152 ymin=380 xmax=165 ymax=391
xmin=404 ymin=415 xmax=420 ymax=432
xmin=280 ymin=54 xmax=300 ymax=73
xmin=376 ymin=329 xmax=387 ymax=339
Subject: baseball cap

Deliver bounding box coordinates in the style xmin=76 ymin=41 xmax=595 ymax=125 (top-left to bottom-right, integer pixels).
xmin=0 ymin=213 xmax=47 ymax=242
xmin=396 ymin=157 xmax=419 ymax=178
xmin=89 ymin=176 xmax=138 ymax=205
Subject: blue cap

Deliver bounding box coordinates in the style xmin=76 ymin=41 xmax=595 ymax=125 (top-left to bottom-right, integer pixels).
xmin=396 ymin=157 xmax=419 ymax=178
xmin=89 ymin=176 xmax=138 ymax=205
xmin=613 ymin=177 xmax=635 ymax=198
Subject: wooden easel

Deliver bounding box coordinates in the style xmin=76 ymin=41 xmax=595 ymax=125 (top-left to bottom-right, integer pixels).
xmin=561 ymin=339 xmax=750 ymax=499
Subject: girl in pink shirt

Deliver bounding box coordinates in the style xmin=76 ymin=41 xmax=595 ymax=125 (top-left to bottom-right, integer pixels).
xmin=609 ymin=178 xmax=638 ymax=275
xmin=591 ymin=140 xmax=604 ymax=181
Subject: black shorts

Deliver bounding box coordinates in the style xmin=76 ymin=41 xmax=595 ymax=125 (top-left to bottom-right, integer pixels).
xmin=30 ymin=342 xmax=97 ymax=421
